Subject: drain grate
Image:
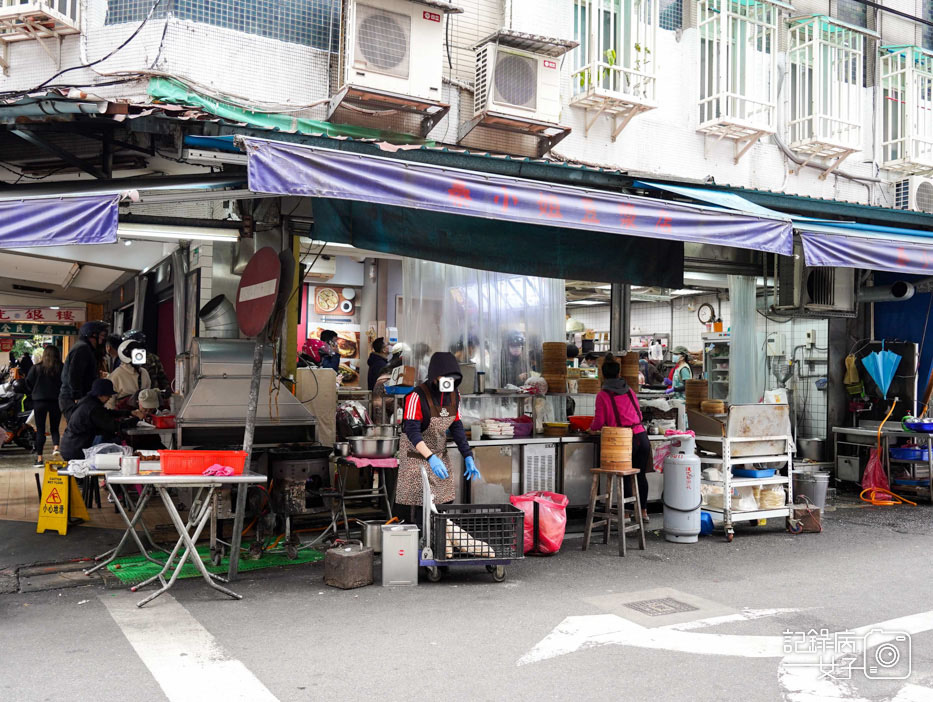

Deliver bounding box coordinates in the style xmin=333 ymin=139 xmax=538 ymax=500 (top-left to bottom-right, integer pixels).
xmin=624 ymin=598 xmax=699 ymax=617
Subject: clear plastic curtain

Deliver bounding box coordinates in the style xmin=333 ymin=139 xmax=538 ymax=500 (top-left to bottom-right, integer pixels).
xmin=401 ymin=259 xmax=566 ymax=388
xmin=728 ymin=274 xmax=761 ymax=404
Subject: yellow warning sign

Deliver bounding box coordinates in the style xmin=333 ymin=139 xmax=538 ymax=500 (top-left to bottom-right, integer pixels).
xmin=36 ymin=462 xmax=88 ymax=536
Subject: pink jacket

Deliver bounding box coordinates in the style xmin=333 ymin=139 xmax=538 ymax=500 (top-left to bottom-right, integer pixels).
xmin=590 ymin=388 xmax=646 ymax=434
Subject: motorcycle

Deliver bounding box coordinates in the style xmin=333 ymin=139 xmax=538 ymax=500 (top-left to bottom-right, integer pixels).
xmin=0 ymin=379 xmax=34 ymax=452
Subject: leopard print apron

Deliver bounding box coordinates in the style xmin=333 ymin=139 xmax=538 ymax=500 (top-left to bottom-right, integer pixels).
xmin=396 ymin=386 xmax=457 ymax=506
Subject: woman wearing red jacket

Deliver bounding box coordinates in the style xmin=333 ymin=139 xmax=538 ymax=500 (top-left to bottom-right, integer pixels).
xmin=590 ymin=354 xmax=652 ymax=522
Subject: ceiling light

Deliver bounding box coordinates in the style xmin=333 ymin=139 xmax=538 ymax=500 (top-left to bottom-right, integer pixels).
xmin=49 ymin=306 xmax=59 ymax=310
xmin=118 ymin=223 xmax=239 ymax=243
xmin=62 ymin=263 xmax=81 ymax=290
xmin=566 ymin=300 xmax=607 ymax=306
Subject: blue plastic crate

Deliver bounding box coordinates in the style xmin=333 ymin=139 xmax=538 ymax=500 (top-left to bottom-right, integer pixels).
xmin=383 ymin=385 xmax=415 ymax=396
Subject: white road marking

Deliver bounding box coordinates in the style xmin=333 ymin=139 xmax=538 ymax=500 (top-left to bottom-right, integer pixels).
xmin=101 ymin=592 xmax=279 ymax=702
xmin=519 ymin=608 xmax=933 ymax=702
xmin=661 ymin=607 xmax=804 ymax=631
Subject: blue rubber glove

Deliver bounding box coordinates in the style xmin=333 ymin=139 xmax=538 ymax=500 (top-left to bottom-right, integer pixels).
xmin=464 ymin=455 xmax=480 ymax=481
xmin=428 ymin=454 xmax=448 ymax=479
xmin=663 ymin=378 xmax=672 ymax=387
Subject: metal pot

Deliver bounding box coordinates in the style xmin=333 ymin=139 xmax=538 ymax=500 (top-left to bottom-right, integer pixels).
xmin=797 ymin=437 xmax=825 ymax=461
xmin=362 ymin=424 xmax=398 ymax=438
xmin=334 ymin=442 xmax=351 ymax=457
xmin=349 ymin=436 xmax=399 ymax=459
xmin=358 ymin=520 xmax=384 ymax=553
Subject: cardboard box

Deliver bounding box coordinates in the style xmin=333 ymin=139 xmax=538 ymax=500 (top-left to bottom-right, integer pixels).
xmin=792 ymin=506 xmax=822 ymax=533
xmin=389 ymin=365 xmax=416 ymax=387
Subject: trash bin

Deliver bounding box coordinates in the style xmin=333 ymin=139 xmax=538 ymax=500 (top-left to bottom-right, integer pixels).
xmin=793 ymin=472 xmax=830 ymax=509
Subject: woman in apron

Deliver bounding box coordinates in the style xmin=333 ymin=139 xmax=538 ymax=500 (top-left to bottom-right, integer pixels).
xmin=396 ymin=352 xmax=480 ymax=522
xmin=590 ymin=354 xmax=652 ymax=522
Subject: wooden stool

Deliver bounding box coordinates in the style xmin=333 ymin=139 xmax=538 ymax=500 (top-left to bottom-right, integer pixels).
xmin=582 ymin=467 xmax=647 ymax=556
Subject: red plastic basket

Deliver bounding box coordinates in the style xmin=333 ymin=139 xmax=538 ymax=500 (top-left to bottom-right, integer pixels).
xmin=569 ymin=415 xmax=594 ymax=432
xmin=152 ymin=415 xmax=176 ymax=429
xmin=158 ymin=450 xmax=248 ymax=475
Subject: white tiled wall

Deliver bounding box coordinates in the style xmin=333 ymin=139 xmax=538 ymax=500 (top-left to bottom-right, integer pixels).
xmin=568 ymin=293 xmax=830 ymax=437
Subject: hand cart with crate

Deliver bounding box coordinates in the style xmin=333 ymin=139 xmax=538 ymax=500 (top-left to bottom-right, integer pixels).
xmin=418 ymin=465 xmax=523 ymax=583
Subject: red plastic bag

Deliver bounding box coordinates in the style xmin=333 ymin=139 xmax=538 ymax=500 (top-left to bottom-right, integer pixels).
xmin=862 ymin=448 xmax=891 ymax=495
xmin=509 ymin=491 xmax=569 ymax=555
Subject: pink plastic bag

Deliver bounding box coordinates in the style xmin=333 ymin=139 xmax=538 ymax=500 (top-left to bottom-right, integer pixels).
xmin=510 ymin=491 xmax=569 ymax=555
xmin=862 ymin=448 xmax=891 ymax=495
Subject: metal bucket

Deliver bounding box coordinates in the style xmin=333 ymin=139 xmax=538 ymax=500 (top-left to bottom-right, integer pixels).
xmin=793 ymin=471 xmax=830 ymax=509
xmin=359 ymin=520 xmax=384 ymax=553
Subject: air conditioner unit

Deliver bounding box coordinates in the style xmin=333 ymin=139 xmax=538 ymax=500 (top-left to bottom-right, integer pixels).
xmin=473 ymin=42 xmax=562 ymax=124
xmin=304 ymin=255 xmax=337 ymax=281
xmin=775 ymin=243 xmax=856 ymax=317
xmin=345 ymin=0 xmax=444 ymax=101
xmin=894 ymin=176 xmax=933 ymax=213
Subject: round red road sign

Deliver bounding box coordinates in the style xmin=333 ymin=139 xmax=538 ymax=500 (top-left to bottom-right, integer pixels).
xmin=235 ymin=246 xmax=281 ymax=337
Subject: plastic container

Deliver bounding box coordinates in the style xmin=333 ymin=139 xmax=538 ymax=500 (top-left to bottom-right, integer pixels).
xmin=568 ymin=415 xmax=594 ymax=432
xmin=732 ymin=467 xmax=777 ymax=478
xmin=890 ymin=446 xmax=927 ymax=461
xmin=158 ymin=449 xmax=248 ymax=475
xmin=152 ymin=415 xmax=176 ymax=429
xmin=792 ymin=471 xmax=830 ymax=509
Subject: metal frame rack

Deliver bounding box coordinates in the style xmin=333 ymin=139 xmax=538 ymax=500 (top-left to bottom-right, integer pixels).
xmin=703 ymin=334 xmax=730 ymax=401
xmin=695 ymin=433 xmax=795 ymax=542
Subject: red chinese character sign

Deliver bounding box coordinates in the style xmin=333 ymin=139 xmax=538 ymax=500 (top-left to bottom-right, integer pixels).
xmin=235 ymin=247 xmax=281 ymax=338
xmin=0 ymin=307 xmax=84 ymax=323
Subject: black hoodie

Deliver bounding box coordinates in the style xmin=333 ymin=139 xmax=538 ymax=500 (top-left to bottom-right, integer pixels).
xmin=402 ymin=352 xmax=472 ymax=458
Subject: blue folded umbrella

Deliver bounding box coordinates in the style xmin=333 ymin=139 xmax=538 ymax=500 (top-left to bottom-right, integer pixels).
xmin=861 ymin=342 xmax=902 ymax=399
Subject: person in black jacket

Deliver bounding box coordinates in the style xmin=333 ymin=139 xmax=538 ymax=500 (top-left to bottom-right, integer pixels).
xmin=17 ymin=351 xmax=33 ymax=378
xmin=367 ymin=337 xmax=389 ymax=391
xmin=25 ymin=345 xmax=63 ymax=466
xmin=60 ymin=321 xmax=107 ymax=418
xmin=60 ymin=379 xmax=117 ymax=461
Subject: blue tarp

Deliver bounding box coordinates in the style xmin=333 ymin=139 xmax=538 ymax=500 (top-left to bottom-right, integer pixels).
xmin=636 ymin=180 xmax=933 ymax=275
xmin=243 ymin=138 xmax=794 ymax=256
xmin=0 ymin=194 xmax=118 ymax=248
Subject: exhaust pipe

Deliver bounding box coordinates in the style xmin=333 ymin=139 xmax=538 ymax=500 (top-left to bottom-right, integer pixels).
xmin=198 ymin=295 xmax=239 ymax=339
xmin=857 ymin=281 xmax=915 ymax=304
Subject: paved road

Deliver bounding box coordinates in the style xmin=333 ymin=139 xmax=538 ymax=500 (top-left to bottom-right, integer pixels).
xmin=1 ymin=499 xmax=932 ymax=702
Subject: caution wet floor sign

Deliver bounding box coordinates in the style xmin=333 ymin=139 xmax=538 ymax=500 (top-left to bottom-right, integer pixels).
xmin=36 ymin=462 xmax=88 ymax=535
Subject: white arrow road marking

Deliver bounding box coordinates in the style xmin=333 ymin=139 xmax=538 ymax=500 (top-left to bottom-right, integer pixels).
xmin=102 ymin=592 xmax=279 ymax=702
xmin=661 ymin=608 xmax=805 ymax=631
xmin=519 ymin=608 xmax=933 ymax=702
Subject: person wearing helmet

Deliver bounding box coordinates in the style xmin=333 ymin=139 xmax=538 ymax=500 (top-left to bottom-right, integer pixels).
xmin=501 ymin=331 xmax=528 ymax=387
xmin=396 ymin=352 xmax=480 ymax=522
xmin=59 ymin=321 xmax=108 ymax=418
xmin=107 ymin=339 xmax=152 ymax=410
xmin=122 ymin=330 xmax=169 ymax=392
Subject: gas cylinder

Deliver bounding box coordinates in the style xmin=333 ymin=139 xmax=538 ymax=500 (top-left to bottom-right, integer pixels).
xmin=663 ymin=433 xmax=702 ymax=544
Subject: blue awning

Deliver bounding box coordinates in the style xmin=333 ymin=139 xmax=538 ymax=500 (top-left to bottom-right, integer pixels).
xmin=242 ymin=137 xmax=794 ymax=257
xmin=0 ymin=195 xmax=118 ymax=248
xmin=636 ymin=180 xmax=933 ymax=275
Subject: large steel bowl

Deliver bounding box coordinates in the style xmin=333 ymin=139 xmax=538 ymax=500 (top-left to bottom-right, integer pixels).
xmin=362 ymin=424 xmax=398 ymax=438
xmin=349 ymin=436 xmax=399 ymax=458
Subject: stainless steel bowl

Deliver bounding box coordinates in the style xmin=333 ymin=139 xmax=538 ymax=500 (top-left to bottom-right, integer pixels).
xmin=362 ymin=424 xmax=398 ymax=438
xmin=349 ymin=436 xmax=399 ymax=458
xmin=334 ymin=442 xmax=351 ymax=457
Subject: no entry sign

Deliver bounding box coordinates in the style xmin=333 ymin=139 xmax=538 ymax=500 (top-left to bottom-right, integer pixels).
xmin=236 ymin=247 xmax=281 ymax=337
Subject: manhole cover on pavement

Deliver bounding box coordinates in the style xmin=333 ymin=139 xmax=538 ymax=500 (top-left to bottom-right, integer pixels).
xmin=623 ymin=598 xmax=699 ymax=617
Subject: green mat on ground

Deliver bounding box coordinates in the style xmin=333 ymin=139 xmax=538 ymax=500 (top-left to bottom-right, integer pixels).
xmin=106 ymin=545 xmax=324 ymax=586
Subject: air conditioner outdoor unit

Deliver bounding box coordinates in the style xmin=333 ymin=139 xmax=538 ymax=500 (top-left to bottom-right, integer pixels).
xmin=894 ymin=176 xmax=933 ymax=213
xmin=345 ymin=0 xmax=444 ymax=101
xmin=473 ymin=42 xmax=562 ymax=124
xmin=775 ymin=243 xmax=856 ymax=317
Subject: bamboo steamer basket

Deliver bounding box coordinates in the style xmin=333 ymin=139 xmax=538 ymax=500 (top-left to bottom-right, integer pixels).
xmin=701 ymin=399 xmax=726 ymax=415
xmin=542 ymin=341 xmax=567 ymax=393
xmin=601 ymin=426 xmax=633 ymax=470
xmin=620 ymin=352 xmax=640 ymax=393
xmin=577 ymin=378 xmax=601 ymax=394
xmin=685 ymin=379 xmax=708 ymax=410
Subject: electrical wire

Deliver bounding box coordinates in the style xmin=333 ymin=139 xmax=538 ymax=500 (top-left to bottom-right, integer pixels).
xmin=0 ymin=0 xmax=167 ymax=101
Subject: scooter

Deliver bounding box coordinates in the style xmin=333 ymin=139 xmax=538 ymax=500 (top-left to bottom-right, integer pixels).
xmin=0 ymin=380 xmax=34 ymax=451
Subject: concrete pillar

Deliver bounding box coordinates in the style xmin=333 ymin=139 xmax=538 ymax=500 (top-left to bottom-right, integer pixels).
xmin=610 ymin=283 xmax=631 ymax=351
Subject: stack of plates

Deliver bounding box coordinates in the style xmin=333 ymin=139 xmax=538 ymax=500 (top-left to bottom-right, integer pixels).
xmin=482 ymin=420 xmax=514 ymax=438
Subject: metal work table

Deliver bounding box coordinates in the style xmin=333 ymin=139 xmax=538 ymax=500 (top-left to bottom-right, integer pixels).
xmin=108 ymin=471 xmax=268 ymax=607
xmin=832 ymin=425 xmax=933 ymax=501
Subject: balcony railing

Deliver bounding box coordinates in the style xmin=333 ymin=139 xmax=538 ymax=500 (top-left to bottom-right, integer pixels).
xmin=0 ymin=1 xmax=80 ymax=46
xmin=787 ymin=15 xmax=868 ymax=162
xmin=881 ymin=45 xmax=933 ymax=175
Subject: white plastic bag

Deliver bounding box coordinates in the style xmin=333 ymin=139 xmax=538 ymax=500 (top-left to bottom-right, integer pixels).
xmin=733 ymin=486 xmax=758 ymax=511
xmin=25 ymin=410 xmax=36 ymax=430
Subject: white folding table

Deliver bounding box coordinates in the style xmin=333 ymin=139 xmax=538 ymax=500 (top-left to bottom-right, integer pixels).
xmin=107 ymin=471 xmax=268 ymax=607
